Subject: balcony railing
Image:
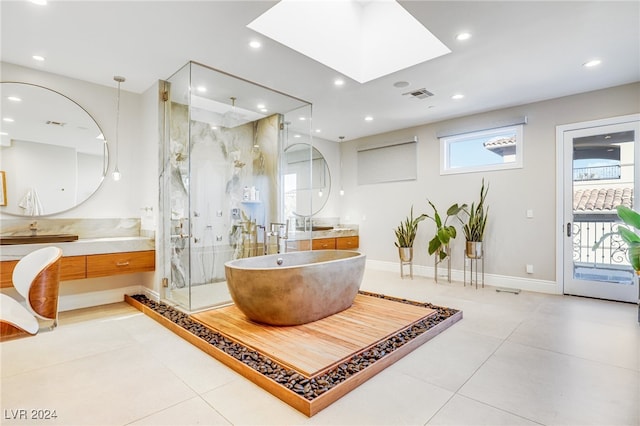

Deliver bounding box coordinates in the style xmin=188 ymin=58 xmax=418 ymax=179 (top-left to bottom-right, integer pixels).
xmin=573 ymin=165 xmax=621 ymax=181
xmin=572 ymin=218 xmax=631 ymax=267
xmin=572 ymin=218 xmax=635 ymax=283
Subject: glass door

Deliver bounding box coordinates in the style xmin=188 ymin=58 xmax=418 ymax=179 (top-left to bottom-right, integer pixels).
xmin=160 ymin=62 xmax=313 ymax=312
xmin=562 ymin=117 xmax=640 ymax=303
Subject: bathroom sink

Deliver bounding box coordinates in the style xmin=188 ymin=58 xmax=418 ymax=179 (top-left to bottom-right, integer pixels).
xmin=0 ymin=234 xmax=79 ymax=245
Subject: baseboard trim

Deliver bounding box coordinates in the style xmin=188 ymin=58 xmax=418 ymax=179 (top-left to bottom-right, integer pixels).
xmin=366 ymin=259 xmax=560 ymax=295
xmin=58 ymin=285 xmax=152 ymax=312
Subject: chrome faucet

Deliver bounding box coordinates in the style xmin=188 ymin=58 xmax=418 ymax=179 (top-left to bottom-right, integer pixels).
xmin=29 ymin=221 xmax=38 ymax=236
xmin=256 ymin=224 xmax=266 ymax=256
xmin=269 ymin=220 xmax=289 ymax=254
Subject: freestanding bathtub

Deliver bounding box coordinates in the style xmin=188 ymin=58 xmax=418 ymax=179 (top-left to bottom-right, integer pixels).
xmin=224 ymin=250 xmax=366 ymax=326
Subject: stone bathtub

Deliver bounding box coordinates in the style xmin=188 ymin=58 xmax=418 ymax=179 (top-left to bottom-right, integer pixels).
xmin=224 ymin=250 xmax=366 ymax=326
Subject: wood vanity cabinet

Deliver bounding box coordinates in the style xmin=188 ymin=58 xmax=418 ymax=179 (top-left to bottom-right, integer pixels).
xmin=86 ymin=251 xmax=155 ymax=278
xmin=285 ymin=236 xmax=359 ymax=252
xmin=286 ymin=240 xmax=311 ymax=252
xmin=312 ymin=236 xmax=359 ymax=251
xmin=312 ymin=238 xmax=337 ymax=250
xmin=336 ymin=236 xmax=359 ymax=250
xmin=60 ymin=255 xmax=88 ymax=281
xmin=0 ymin=250 xmax=155 ymax=288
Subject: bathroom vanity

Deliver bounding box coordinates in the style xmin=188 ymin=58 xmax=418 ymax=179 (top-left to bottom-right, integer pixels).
xmin=0 ymin=237 xmax=155 ymax=288
xmin=286 ymin=229 xmax=359 ymax=252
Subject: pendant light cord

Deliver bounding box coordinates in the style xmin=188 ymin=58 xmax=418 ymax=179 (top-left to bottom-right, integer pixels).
xmin=113 ymin=76 xmax=125 ymax=180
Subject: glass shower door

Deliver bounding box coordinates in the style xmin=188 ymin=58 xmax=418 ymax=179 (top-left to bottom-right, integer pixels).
xmin=161 ymin=61 xmax=312 ymax=312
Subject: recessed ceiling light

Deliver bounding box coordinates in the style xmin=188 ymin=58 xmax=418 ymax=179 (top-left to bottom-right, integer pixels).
xmin=334 ymin=78 xmax=345 ymax=86
xmin=257 ymin=103 xmax=266 ymax=109
xmin=7 ymin=96 xmax=21 ymax=102
xmin=364 ymin=116 xmax=373 ymax=122
xmin=451 ymin=94 xmax=465 ymax=100
xmin=456 ymin=32 xmax=472 ymax=41
xmin=583 ymin=59 xmax=602 ymax=68
xmin=299 ymin=116 xmax=306 ymax=121
xmin=30 ymin=0 xmax=47 ymax=5
xmin=315 ymin=129 xmax=321 ymax=133
xmin=3 ymin=117 xmax=15 ymax=122
xmin=196 ymin=86 xmax=207 ymax=93
xmin=32 ymin=55 xmax=45 ymax=61
xmin=0 ymin=132 xmax=8 ymax=136
xmin=294 ymin=134 xmax=301 ymax=138
xmin=249 ymin=40 xmax=262 ymax=49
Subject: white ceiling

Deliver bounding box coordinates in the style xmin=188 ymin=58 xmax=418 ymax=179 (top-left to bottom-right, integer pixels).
xmin=1 ymin=1 xmax=639 ymax=142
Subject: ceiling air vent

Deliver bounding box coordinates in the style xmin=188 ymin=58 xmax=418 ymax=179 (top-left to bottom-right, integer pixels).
xmin=403 ymin=88 xmax=434 ymax=99
xmin=46 ymin=120 xmax=66 ymax=127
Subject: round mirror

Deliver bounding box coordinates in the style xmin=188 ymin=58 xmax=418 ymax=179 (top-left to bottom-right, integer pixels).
xmin=283 ymin=143 xmax=330 ymax=218
xmin=0 ymin=82 xmax=107 ymax=216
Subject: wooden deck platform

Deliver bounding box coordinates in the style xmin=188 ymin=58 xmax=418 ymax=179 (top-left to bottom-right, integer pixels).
xmin=192 ymin=294 xmax=436 ymax=376
xmin=126 ymin=293 xmax=462 ymax=416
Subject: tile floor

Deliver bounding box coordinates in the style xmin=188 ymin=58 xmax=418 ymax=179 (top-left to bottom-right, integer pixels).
xmin=1 ymin=268 xmax=639 ymax=426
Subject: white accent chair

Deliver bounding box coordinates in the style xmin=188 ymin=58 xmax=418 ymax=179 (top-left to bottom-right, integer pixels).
xmin=1 ymin=246 xmax=63 ymax=341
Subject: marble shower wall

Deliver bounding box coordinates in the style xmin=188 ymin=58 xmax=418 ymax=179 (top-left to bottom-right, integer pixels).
xmin=168 ymin=102 xmax=280 ymax=288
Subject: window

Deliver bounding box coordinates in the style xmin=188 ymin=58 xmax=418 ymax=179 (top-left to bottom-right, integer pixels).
xmin=572 ymin=130 xmax=635 ymax=182
xmin=440 ymin=125 xmax=523 ymax=175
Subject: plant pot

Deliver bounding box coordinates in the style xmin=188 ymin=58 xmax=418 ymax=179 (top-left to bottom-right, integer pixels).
xmin=466 ymin=241 xmax=483 ymax=259
xmin=398 ymin=247 xmax=413 ymax=262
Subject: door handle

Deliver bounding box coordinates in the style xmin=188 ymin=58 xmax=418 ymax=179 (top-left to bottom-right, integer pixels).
xmin=567 ymin=222 xmax=571 ymax=237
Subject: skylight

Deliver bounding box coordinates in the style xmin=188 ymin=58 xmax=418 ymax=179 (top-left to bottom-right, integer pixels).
xmin=247 ymin=0 xmax=451 ymax=84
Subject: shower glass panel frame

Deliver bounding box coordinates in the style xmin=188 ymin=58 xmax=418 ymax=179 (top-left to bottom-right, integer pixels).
xmin=161 ymin=61 xmax=312 ymax=312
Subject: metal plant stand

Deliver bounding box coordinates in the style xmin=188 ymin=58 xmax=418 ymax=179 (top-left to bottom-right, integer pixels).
xmin=398 ymin=247 xmax=413 ymax=279
xmin=464 ymin=241 xmax=484 ymax=289
xmin=434 ymin=245 xmax=451 ymax=283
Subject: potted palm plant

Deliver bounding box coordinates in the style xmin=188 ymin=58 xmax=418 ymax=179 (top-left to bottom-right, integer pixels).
xmin=461 ymin=179 xmax=489 ymax=259
xmin=394 ymin=206 xmax=425 ymax=263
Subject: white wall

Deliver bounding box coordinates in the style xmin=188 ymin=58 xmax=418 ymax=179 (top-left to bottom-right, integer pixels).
xmin=340 ymin=82 xmax=640 ymax=293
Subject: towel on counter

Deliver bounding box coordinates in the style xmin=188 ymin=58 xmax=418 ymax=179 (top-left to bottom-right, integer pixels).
xmin=18 ymin=187 xmax=44 ymax=216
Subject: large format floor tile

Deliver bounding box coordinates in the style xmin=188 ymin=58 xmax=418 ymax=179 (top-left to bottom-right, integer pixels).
xmin=1 ymin=267 xmax=638 ymax=426
xmin=129 ymin=396 xmax=231 ymax=425
xmin=509 ymin=312 xmax=640 ymax=371
xmin=388 ymin=326 xmax=503 ymax=392
xmin=427 ymin=394 xmax=540 ymax=426
xmin=306 ymin=369 xmax=453 ymax=426
xmin=1 ymin=345 xmax=197 ymax=425
xmin=459 ymin=341 xmax=640 ymax=426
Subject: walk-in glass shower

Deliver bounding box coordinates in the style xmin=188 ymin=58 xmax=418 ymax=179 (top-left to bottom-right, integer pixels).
xmin=160 ymin=62 xmax=312 ymax=311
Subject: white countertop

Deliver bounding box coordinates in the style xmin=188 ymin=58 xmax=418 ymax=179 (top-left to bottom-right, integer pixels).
xmin=0 ymin=236 xmax=155 ymax=260
xmin=287 ymin=228 xmax=359 ymax=241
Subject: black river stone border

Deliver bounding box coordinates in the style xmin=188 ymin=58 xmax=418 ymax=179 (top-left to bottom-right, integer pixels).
xmin=130 ymin=292 xmax=459 ymax=401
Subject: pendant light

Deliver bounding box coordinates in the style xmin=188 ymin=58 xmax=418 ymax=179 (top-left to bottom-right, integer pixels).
xmin=339 ymin=136 xmax=345 ymax=195
xmin=112 ymin=76 xmax=125 ymax=181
